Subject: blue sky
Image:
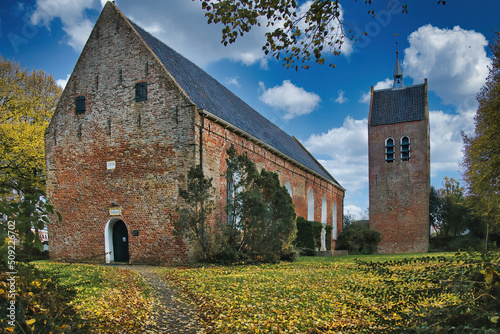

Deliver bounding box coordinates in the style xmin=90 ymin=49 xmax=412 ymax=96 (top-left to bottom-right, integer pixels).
xmin=1 ymin=0 xmax=498 ymax=219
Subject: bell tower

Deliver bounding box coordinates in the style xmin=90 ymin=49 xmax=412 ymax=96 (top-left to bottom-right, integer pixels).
xmin=368 ymin=53 xmax=430 ymax=253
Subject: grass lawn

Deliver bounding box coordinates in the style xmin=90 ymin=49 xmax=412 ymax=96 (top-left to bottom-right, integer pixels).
xmin=33 ymin=252 xmax=498 ymax=333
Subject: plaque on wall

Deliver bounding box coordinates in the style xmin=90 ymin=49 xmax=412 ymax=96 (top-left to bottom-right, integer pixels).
xmin=109 ymin=208 xmax=121 ymax=215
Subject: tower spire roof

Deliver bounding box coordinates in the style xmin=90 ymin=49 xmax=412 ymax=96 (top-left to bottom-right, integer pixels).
xmin=393 ymin=51 xmax=405 ymax=89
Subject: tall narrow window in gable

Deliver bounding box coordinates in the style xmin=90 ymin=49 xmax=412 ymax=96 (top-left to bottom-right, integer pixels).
xmin=107 ymin=118 xmax=111 ymax=136
xmin=75 ymin=96 xmax=85 ymax=114
xmin=401 ymin=136 xmax=410 ymax=161
xmin=308 ymin=189 xmax=314 ymax=221
xmin=385 ymin=137 xmax=394 ymax=163
xmin=135 ymin=82 xmax=147 ymax=102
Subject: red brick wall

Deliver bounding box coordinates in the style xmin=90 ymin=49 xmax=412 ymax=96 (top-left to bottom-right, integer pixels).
xmin=368 ymin=118 xmax=430 ymax=253
xmin=197 ymin=115 xmax=344 ymax=250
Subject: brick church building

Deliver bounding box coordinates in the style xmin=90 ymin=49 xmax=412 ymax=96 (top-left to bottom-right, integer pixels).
xmin=368 ymin=52 xmax=430 ymax=253
xmin=45 ymin=2 xmax=345 ymax=264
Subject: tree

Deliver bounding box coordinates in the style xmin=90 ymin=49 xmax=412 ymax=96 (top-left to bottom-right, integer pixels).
xmin=0 ymin=56 xmax=61 ymax=261
xmin=199 ymin=0 xmax=446 ymax=70
xmin=435 ymin=177 xmax=469 ymax=238
xmin=335 ymin=221 xmax=380 ymax=254
xmin=223 ymin=145 xmax=297 ymax=262
xmin=462 ymin=32 xmax=500 ymax=237
xmin=0 ymin=56 xmax=61 ymax=195
xmin=174 ymin=165 xmax=216 ymax=261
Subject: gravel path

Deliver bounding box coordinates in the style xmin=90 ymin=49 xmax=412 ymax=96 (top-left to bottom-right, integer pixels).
xmin=125 ymin=266 xmax=205 ymax=334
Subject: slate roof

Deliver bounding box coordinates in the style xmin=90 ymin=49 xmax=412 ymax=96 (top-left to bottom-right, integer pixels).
xmin=127 ymin=19 xmax=340 ymax=186
xmin=370 ymin=84 xmax=427 ymax=126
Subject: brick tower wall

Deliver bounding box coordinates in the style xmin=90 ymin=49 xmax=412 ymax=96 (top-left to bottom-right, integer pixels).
xmin=368 ymin=119 xmax=430 ymax=253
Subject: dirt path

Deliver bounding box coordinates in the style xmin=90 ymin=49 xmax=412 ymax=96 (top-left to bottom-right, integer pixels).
xmin=126 ymin=266 xmax=205 ymax=333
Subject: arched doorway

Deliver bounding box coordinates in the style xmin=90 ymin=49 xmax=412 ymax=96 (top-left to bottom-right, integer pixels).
xmin=104 ymin=218 xmax=130 ymax=263
xmin=113 ymin=220 xmax=129 ymax=262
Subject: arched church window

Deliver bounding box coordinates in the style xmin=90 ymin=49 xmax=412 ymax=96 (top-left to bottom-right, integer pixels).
xmin=385 ymin=138 xmax=394 ymax=163
xmin=321 ymin=195 xmax=327 ymax=225
xmin=285 ymin=180 xmax=292 ymax=197
xmin=332 ymin=201 xmax=338 ymax=239
xmin=226 ymin=169 xmax=241 ymax=226
xmin=401 ymin=136 xmax=410 ymax=161
xmin=307 ymin=189 xmax=314 ymax=221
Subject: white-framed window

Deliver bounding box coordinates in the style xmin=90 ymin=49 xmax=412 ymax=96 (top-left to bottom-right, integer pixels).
xmin=321 ymin=195 xmax=327 ymax=225
xmin=401 ymin=135 xmax=410 ymax=161
xmin=307 ymin=189 xmax=314 ymax=221
xmin=332 ymin=200 xmax=338 ymax=239
xmin=285 ymin=180 xmax=292 ymax=197
xmin=385 ymin=137 xmax=395 ymax=163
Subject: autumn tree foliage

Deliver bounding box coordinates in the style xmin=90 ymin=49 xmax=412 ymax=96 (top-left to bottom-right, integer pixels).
xmin=462 ymin=33 xmax=500 ymax=235
xmin=0 ymin=56 xmax=62 ymax=261
xmin=0 ymin=56 xmax=61 ymax=195
xmin=199 ymin=0 xmax=446 ymax=70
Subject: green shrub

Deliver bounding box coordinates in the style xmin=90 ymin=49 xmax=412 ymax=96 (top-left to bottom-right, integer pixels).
xmin=430 ymin=235 xmax=488 ymax=253
xmin=294 ymin=218 xmax=334 ymax=255
xmin=336 ymin=222 xmax=381 ymax=254
xmin=294 ymin=217 xmax=315 ymax=256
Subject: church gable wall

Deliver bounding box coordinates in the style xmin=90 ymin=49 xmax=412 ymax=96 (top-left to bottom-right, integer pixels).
xmin=45 ymin=5 xmax=196 ymax=264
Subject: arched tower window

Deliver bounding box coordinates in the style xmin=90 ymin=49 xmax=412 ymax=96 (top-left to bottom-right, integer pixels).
xmin=385 ymin=138 xmax=395 ymax=163
xmin=401 ymin=136 xmax=410 ymax=161
xmin=332 ymin=201 xmax=338 ymax=239
xmin=307 ymin=189 xmax=314 ymax=221
xmin=321 ymin=195 xmax=327 ymax=225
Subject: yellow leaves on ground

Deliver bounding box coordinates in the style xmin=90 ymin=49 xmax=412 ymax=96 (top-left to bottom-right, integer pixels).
xmin=161 ymin=254 xmax=476 ymax=333
xmin=34 ymin=262 xmax=157 ymax=333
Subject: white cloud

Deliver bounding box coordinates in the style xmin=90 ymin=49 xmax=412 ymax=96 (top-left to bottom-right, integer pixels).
xmin=359 ymin=78 xmax=392 ymax=103
xmin=344 ymin=205 xmax=365 ymax=220
xmin=429 ymin=109 xmax=475 ymax=176
xmin=259 ymin=80 xmax=321 ymax=120
xmin=335 ymin=90 xmax=348 ymax=104
xmin=224 ymin=76 xmax=241 ymax=88
xmin=28 ymin=0 xmax=270 ymax=68
xmin=120 ymin=0 xmax=270 ymax=68
xmin=56 ymin=74 xmax=71 ymax=88
xmin=30 ymin=0 xmax=98 ymax=51
xmin=304 ymin=116 xmax=368 ymax=194
xmin=404 ymin=24 xmax=491 ymax=110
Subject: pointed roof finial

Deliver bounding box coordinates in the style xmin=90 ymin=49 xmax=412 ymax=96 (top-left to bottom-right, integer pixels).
xmin=393 ymin=33 xmax=405 ymax=89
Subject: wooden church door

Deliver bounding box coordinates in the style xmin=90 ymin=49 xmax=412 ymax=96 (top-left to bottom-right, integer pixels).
xmin=112 ymin=220 xmax=129 ymax=262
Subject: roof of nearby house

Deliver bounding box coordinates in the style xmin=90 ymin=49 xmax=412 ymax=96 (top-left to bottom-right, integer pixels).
xmin=125 ymin=16 xmax=341 ymax=187
xmin=370 ymin=83 xmax=427 ymax=126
